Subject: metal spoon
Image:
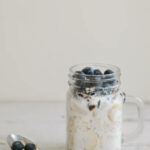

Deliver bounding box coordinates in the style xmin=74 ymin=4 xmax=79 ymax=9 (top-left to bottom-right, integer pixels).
xmin=7 ymin=133 xmax=40 ymax=150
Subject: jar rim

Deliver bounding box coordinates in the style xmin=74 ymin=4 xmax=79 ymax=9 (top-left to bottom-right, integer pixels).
xmin=69 ymin=63 xmax=121 ymax=77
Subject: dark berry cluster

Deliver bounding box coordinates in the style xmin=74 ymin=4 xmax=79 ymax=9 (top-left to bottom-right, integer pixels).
xmin=12 ymin=141 xmax=36 ymax=150
xmin=74 ymin=67 xmax=116 ymax=87
xmin=73 ymin=67 xmax=118 ymax=95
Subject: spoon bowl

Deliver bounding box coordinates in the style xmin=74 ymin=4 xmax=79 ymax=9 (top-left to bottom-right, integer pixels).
xmin=7 ymin=134 xmax=40 ymax=150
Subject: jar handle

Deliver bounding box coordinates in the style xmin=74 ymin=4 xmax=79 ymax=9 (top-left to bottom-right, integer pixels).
xmin=122 ymin=93 xmax=144 ymax=143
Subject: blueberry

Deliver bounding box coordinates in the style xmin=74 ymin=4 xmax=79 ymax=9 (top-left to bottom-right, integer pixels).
xmin=88 ymin=69 xmax=102 ymax=87
xmin=12 ymin=141 xmax=24 ymax=150
xmin=82 ymin=67 xmax=94 ymax=75
xmin=103 ymin=78 xmax=116 ymax=87
xmin=109 ymin=80 xmax=116 ymax=85
xmin=74 ymin=71 xmax=86 ymax=88
xmin=104 ymin=69 xmax=117 ymax=87
xmin=82 ymin=67 xmax=94 ymax=88
xmin=104 ymin=69 xmax=115 ymax=83
xmin=94 ymin=69 xmax=103 ymax=75
xmin=102 ymin=82 xmax=111 ymax=88
xmin=74 ymin=71 xmax=85 ymax=80
xmin=104 ymin=69 xmax=114 ymax=75
xmin=25 ymin=143 xmax=36 ymax=150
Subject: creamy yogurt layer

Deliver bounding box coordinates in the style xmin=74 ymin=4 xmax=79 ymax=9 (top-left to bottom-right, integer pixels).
xmin=67 ymin=89 xmax=122 ymax=150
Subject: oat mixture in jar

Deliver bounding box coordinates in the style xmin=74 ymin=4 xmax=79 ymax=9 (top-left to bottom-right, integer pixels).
xmin=67 ymin=64 xmax=123 ymax=150
xmin=66 ymin=63 xmax=143 ymax=150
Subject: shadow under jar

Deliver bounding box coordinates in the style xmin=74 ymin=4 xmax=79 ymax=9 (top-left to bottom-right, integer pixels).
xmin=66 ymin=63 xmax=143 ymax=150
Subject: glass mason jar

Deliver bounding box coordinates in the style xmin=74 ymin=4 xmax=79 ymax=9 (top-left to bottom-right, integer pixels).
xmin=66 ymin=63 xmax=143 ymax=150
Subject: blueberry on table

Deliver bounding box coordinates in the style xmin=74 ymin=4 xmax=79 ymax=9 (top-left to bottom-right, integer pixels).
xmin=94 ymin=69 xmax=102 ymax=75
xmin=12 ymin=141 xmax=24 ymax=150
xmin=82 ymin=67 xmax=94 ymax=75
xmin=25 ymin=143 xmax=36 ymax=150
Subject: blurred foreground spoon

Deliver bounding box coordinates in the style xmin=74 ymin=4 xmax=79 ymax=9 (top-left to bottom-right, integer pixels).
xmin=7 ymin=134 xmax=40 ymax=150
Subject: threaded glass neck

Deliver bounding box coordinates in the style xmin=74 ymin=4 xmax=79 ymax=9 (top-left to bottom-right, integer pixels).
xmin=68 ymin=63 xmax=121 ymax=95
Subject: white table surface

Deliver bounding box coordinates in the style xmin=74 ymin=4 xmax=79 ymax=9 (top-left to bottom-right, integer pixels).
xmin=0 ymin=101 xmax=149 ymax=150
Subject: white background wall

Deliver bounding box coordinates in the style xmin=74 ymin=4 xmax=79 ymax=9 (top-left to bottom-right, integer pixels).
xmin=0 ymin=0 xmax=150 ymax=101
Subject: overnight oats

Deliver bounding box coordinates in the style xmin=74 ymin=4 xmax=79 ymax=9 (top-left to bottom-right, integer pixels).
xmin=67 ymin=64 xmax=123 ymax=150
xmin=66 ymin=64 xmax=144 ymax=150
